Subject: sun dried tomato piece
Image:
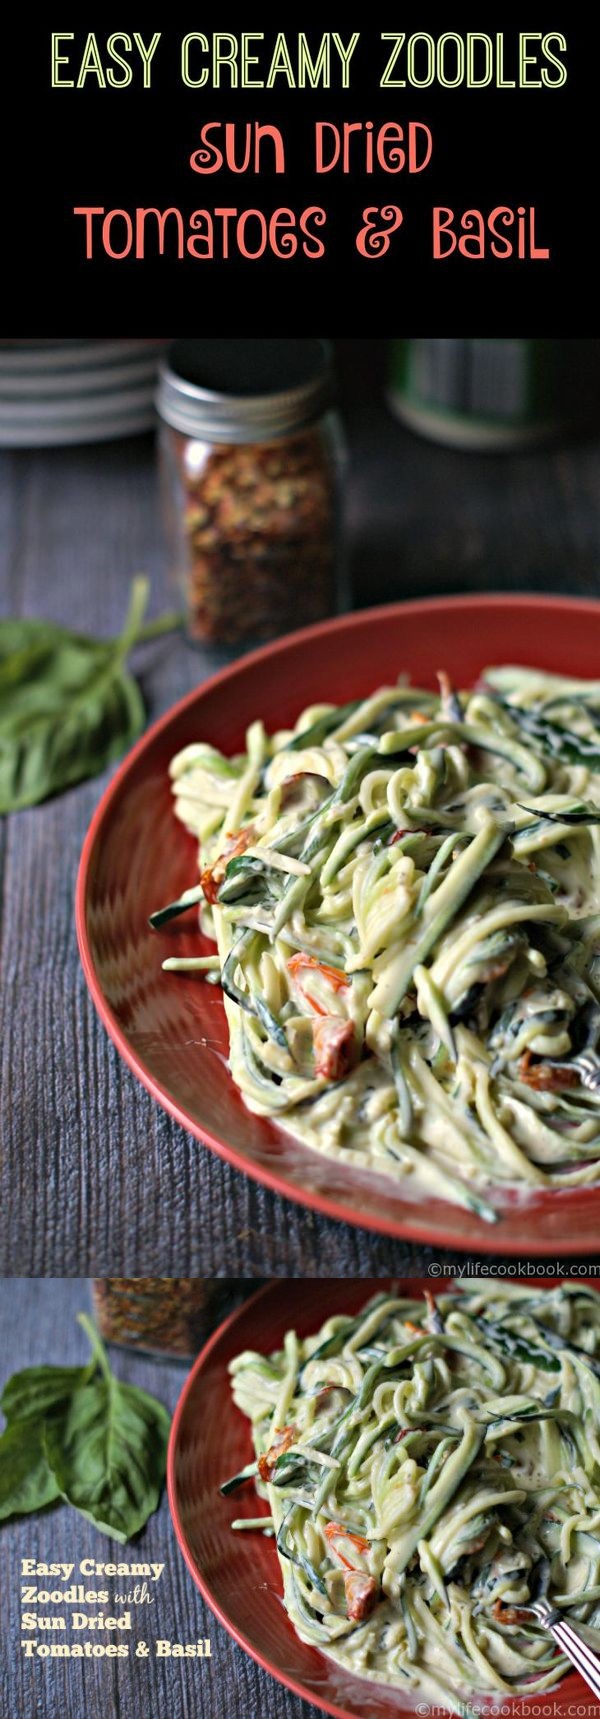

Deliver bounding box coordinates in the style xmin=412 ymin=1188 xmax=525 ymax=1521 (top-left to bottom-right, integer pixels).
xmin=324 ymin=1523 xmax=371 ymax=1566
xmin=312 ymin=1017 xmax=357 ymax=1081
xmin=493 ymin=1599 xmax=533 ymax=1626
xmin=257 ymin=1424 xmax=298 ymax=1482
xmin=343 ymin=1571 xmax=379 ymax=1622
xmin=200 ymin=825 xmax=257 ymax=904
xmin=288 ymin=954 xmax=350 ymax=1010
xmin=199 ymin=867 xmax=222 ymax=905
xmin=518 ymin=1051 xmax=579 ymax=1091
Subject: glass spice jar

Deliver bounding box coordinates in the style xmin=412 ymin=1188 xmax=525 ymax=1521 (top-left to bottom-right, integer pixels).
xmin=157 ymin=338 xmax=344 ymax=647
xmin=90 ymin=1278 xmax=244 ymax=1359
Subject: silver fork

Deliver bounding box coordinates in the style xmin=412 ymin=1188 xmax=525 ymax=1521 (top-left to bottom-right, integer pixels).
xmin=525 ymin=1597 xmax=600 ymax=1698
xmin=542 ymin=1049 xmax=600 ymax=1092
xmin=572 ymin=1050 xmax=600 ymax=1093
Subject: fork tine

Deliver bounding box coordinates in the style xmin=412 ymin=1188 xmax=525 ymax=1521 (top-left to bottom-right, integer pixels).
xmin=577 ymin=1053 xmax=600 ymax=1090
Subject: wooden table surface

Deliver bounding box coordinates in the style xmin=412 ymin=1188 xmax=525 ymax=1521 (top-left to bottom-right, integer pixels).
xmin=3 ymin=348 xmax=600 ymax=1276
xmin=0 ymin=1278 xmax=329 ymax=1719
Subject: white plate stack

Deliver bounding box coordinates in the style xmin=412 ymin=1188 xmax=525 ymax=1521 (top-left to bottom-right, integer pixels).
xmin=0 ymin=340 xmax=170 ymax=447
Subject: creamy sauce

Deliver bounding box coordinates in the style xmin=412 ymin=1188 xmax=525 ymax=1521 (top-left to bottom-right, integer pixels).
xmin=227 ymin=1284 xmax=600 ymax=1709
xmin=162 ymin=669 xmax=600 ymax=1221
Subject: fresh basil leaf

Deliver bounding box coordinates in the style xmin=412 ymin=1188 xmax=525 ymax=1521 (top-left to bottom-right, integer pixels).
xmin=0 ymin=578 xmax=181 ymax=813
xmin=478 ymin=1319 xmax=561 ymax=1374
xmin=516 ymin=802 xmax=600 ymax=827
xmin=499 ymin=700 xmax=600 ymax=771
xmin=0 ymin=1419 xmax=60 ymax=1520
xmin=1 ymin=1362 xmax=95 ymax=1425
xmin=43 ymin=1315 xmax=171 ymax=1543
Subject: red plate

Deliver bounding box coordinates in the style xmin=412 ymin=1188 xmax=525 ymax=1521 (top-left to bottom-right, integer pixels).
xmin=167 ymin=1276 xmax=594 ymax=1719
xmin=76 ymin=593 xmax=600 ymax=1252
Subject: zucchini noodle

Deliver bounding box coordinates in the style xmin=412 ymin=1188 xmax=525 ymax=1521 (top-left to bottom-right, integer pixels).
xmin=223 ymin=1283 xmax=600 ymax=1711
xmin=153 ymin=665 xmax=600 ymax=1220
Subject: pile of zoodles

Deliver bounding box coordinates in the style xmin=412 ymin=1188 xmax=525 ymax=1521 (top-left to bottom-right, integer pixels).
xmin=151 ymin=665 xmax=600 ymax=1220
xmin=222 ymin=1283 xmax=600 ymax=1711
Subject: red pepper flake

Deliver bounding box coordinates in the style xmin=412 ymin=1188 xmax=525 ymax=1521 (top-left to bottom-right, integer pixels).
xmin=315 ymin=1384 xmax=338 ymax=1410
xmin=389 ymin=827 xmax=428 ymax=845
xmin=312 ymin=1017 xmax=357 ymax=1081
xmin=343 ymin=1571 xmax=379 ymax=1622
xmin=91 ymin=1278 xmax=228 ymax=1356
xmin=174 ymin=429 xmax=337 ymax=647
xmin=257 ymin=1424 xmax=298 ymax=1482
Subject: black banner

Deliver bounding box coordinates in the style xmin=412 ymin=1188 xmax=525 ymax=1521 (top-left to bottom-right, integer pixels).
xmin=2 ymin=25 xmax=593 ymax=331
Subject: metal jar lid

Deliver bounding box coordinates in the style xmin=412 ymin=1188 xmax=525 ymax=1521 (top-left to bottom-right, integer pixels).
xmin=157 ymin=338 xmax=334 ymax=444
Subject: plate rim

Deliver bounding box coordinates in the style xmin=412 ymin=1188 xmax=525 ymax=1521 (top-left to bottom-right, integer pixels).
xmin=76 ymin=592 xmax=600 ymax=1253
xmin=166 ymin=1279 xmax=361 ymax=1719
xmin=167 ymin=1275 xmax=595 ymax=1719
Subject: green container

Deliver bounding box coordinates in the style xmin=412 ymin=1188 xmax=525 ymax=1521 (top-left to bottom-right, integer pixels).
xmin=388 ymin=339 xmax=600 ymax=448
